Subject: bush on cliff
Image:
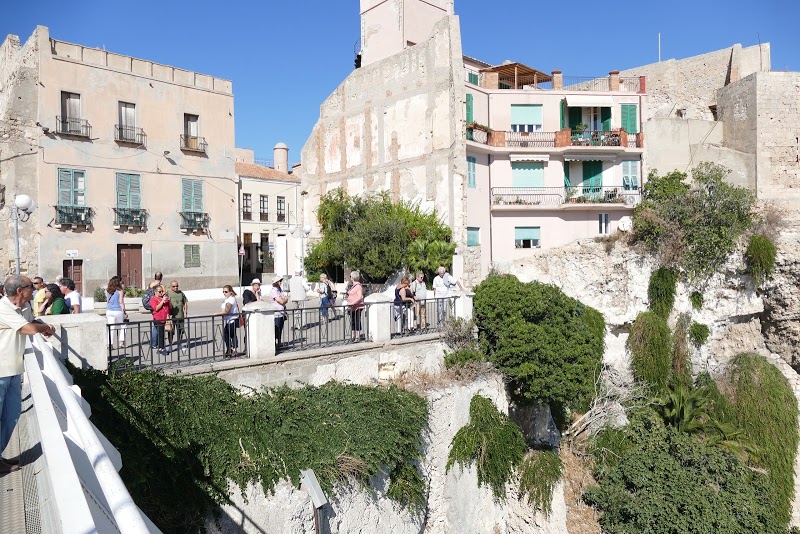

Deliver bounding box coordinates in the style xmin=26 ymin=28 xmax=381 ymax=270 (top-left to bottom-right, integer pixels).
xmin=473 ymin=274 xmax=604 ymax=423
xmin=627 ymin=311 xmax=672 ymax=390
xmin=745 ymin=234 xmax=777 ymax=287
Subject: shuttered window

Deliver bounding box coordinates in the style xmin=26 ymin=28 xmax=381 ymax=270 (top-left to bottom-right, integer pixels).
xmin=621 ymin=104 xmax=638 ymax=133
xmin=468 ymin=72 xmax=479 ymax=85
xmin=115 ymin=173 xmax=141 ymax=209
xmin=512 ymin=162 xmax=544 ymax=188
xmin=568 ymin=107 xmax=582 ymax=129
xmin=581 ymin=161 xmax=603 ymax=193
xmin=514 ymin=227 xmax=541 ymax=248
xmin=466 ymin=93 xmax=474 ymax=124
xmin=600 ymin=107 xmax=612 ymax=131
xmin=467 ymin=227 xmax=480 ymax=247
xmin=184 ymin=244 xmax=200 ymax=268
xmin=467 ymin=156 xmax=476 ymax=188
xmin=564 ymin=161 xmax=571 ymax=188
xmin=181 ymin=178 xmax=203 ymax=212
xmin=57 ymin=168 xmax=86 ymax=206
xmin=511 ymin=104 xmax=543 ymax=132
xmin=622 ymin=160 xmax=640 ymax=190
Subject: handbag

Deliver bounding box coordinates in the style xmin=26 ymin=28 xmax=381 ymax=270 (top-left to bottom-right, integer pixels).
xmin=238 ymin=314 xmax=245 ymax=328
xmin=164 ymin=318 xmax=174 ymax=332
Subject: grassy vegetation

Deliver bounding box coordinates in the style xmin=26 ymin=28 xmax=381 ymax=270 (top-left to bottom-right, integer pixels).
xmin=689 ymin=290 xmax=704 ymax=310
xmin=671 ymin=313 xmax=693 ymax=387
xmin=745 ymin=234 xmax=778 ymax=287
xmin=627 ymin=311 xmax=672 ymax=390
xmin=446 ymin=394 xmax=527 ymax=500
xmin=444 ymin=348 xmax=485 ymax=368
xmin=648 ymin=267 xmax=678 ymax=319
xmin=690 ymin=322 xmax=710 ymax=345
xmin=518 ymin=450 xmax=563 ymax=516
xmin=70 ymin=366 xmax=429 ymax=533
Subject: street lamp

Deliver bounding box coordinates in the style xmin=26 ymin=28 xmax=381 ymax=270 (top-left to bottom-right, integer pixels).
xmin=12 ymin=194 xmax=37 ymax=275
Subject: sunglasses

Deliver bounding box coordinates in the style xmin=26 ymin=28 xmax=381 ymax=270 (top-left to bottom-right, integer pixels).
xmin=21 ymin=284 xmax=33 ymax=289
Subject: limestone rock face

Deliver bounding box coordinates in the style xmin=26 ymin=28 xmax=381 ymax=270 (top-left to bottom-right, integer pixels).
xmin=761 ymin=230 xmax=800 ymax=365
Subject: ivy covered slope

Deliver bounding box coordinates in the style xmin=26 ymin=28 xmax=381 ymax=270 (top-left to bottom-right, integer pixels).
xmin=473 ymin=273 xmax=605 ymax=424
xmin=70 ymin=366 xmax=428 ymax=534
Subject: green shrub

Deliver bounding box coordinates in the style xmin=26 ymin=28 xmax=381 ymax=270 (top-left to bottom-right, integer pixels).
xmin=725 ymin=353 xmax=800 ymax=527
xmin=446 ymin=394 xmax=527 ymax=500
xmin=632 ymin=163 xmax=756 ymax=281
xmin=124 ymin=286 xmax=145 ymax=298
xmin=518 ymin=450 xmax=562 ymax=516
xmin=70 ymin=367 xmax=429 ymax=532
xmin=444 ymin=348 xmax=485 ymax=368
xmin=93 ymin=286 xmax=107 ymax=302
xmin=584 ymin=409 xmax=782 ymax=533
xmin=671 ymin=313 xmax=692 ymax=387
xmin=689 ymin=290 xmax=704 ymax=310
xmin=473 ymin=274 xmax=604 ymax=421
xmin=627 ymin=311 xmax=672 ymax=390
xmin=745 ymin=234 xmax=777 ymax=287
xmin=690 ymin=322 xmax=710 ymax=345
xmin=648 ymin=267 xmax=677 ymax=319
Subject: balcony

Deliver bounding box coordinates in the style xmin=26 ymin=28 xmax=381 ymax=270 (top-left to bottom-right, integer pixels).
xmin=475 ymin=64 xmax=645 ymax=93
xmin=55 ymin=205 xmax=93 ymax=227
xmin=180 ymin=211 xmax=210 ymax=230
xmin=243 ymin=211 xmax=252 ymax=221
xmin=113 ymin=208 xmax=147 ymax=228
xmin=56 ymin=116 xmax=91 ymax=137
xmin=114 ymin=125 xmax=147 ymax=146
xmin=491 ymin=186 xmax=640 ymax=208
xmin=260 ymin=212 xmax=269 ymax=222
xmin=276 ymin=213 xmax=286 ymax=223
xmin=180 ymin=135 xmax=207 ymax=153
xmin=556 ymin=129 xmax=644 ymax=150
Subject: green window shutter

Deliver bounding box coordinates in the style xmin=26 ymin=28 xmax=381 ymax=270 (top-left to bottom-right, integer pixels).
xmin=468 ymin=72 xmax=479 ymax=85
xmin=467 ymin=227 xmax=480 ymax=246
xmin=512 ymin=162 xmax=544 ymax=188
xmin=563 ymin=161 xmax=571 ymax=188
xmin=181 ymin=178 xmax=192 ymax=211
xmin=466 ymin=93 xmax=474 ymax=124
xmin=560 ymin=99 xmax=566 ymax=129
xmin=467 ymin=156 xmax=476 ymax=188
xmin=184 ymin=245 xmax=192 ymax=266
xmin=582 ymin=161 xmax=603 ymax=192
xmin=623 ymin=160 xmax=640 ymax=189
xmin=568 ymin=107 xmax=582 ymax=129
xmin=116 ymin=173 xmax=129 ymax=209
xmin=58 ymin=168 xmax=74 ymax=206
xmin=621 ymin=104 xmax=638 ymax=133
xmin=601 ymin=107 xmax=612 ymax=131
xmin=129 ymin=174 xmax=141 ymax=209
xmin=192 ymin=181 xmax=204 ymax=211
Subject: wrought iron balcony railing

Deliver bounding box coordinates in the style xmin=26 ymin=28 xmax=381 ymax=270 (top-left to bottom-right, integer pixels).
xmin=180 ymin=135 xmax=207 ymax=153
xmin=276 ymin=213 xmax=286 ymax=222
xmin=114 ymin=125 xmax=147 ymax=145
xmin=56 ymin=116 xmax=91 ymax=137
xmin=491 ymin=186 xmax=641 ymax=207
xmin=260 ymin=212 xmax=269 ymax=222
xmin=114 ymin=208 xmax=147 ymax=227
xmin=242 ymin=211 xmax=252 ymax=221
xmin=55 ymin=205 xmax=93 ymax=226
xmin=180 ymin=211 xmax=210 ymax=230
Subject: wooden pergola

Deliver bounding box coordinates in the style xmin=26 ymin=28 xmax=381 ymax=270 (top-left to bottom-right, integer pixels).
xmin=479 ymin=62 xmax=552 ymax=89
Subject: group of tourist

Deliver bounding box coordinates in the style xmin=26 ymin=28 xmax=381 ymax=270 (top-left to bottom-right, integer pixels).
xmin=393 ymin=266 xmax=463 ymax=333
xmin=26 ymin=275 xmax=81 ymax=317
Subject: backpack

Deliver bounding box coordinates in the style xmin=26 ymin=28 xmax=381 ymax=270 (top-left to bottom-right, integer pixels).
xmin=142 ymin=287 xmax=155 ymax=312
xmin=325 ymin=282 xmax=333 ymax=298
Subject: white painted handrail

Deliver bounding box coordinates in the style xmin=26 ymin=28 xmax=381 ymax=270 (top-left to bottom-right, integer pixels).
xmin=26 ymin=334 xmax=152 ymax=533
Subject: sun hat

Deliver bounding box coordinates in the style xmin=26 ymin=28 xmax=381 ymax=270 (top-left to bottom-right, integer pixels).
xmin=251 ymin=278 xmax=261 ymax=285
xmin=271 ymin=275 xmax=284 ymax=284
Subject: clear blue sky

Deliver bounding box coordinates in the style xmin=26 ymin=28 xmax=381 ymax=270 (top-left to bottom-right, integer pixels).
xmin=3 ymin=0 xmax=796 ymax=165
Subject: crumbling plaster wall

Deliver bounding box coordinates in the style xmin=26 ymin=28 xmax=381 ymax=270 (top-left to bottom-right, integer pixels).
xmin=0 ymin=28 xmax=42 ymax=276
xmin=300 ymin=15 xmax=468 ymax=249
xmin=619 ymin=43 xmax=769 ymax=122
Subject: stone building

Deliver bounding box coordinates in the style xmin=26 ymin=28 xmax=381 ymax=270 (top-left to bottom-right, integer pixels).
xmin=0 ymin=26 xmax=238 ymax=293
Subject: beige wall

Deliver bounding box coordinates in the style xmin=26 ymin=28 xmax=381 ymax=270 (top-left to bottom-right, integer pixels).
xmin=8 ymin=26 xmax=239 ymax=292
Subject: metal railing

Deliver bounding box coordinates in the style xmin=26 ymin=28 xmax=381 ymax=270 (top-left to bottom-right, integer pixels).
xmin=506 ymin=130 xmax=556 ymax=147
xmin=467 ymin=127 xmax=489 ymax=144
xmin=277 ymin=213 xmax=286 ymax=222
xmin=498 ymin=75 xmax=553 ymax=90
xmin=180 ymin=211 xmax=210 ymax=229
xmin=114 ymin=125 xmax=147 ymax=145
xmin=562 ymin=76 xmax=610 ymax=91
xmin=243 ymin=211 xmax=252 ymax=221
xmin=568 ymin=130 xmax=621 ymax=147
xmin=114 ymin=208 xmax=147 ymax=227
xmin=180 ymin=134 xmax=207 ymax=152
xmin=26 ymin=335 xmax=150 ymax=532
xmin=390 ymin=297 xmax=456 ymax=338
xmin=276 ymin=303 xmax=371 ymax=353
xmin=260 ymin=212 xmax=269 ymax=221
xmin=619 ymin=77 xmax=641 ymax=92
xmin=492 ymin=186 xmax=641 ymax=206
xmin=55 ymin=205 xmax=93 ymax=226
xmin=107 ymin=313 xmax=248 ymax=371
xmin=56 ymin=116 xmax=91 ymax=137
xmin=254 ymin=158 xmax=274 ymax=167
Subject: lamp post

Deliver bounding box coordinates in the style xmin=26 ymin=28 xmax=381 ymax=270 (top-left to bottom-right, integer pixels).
xmin=288 ymin=224 xmax=312 ymax=273
xmin=12 ymin=194 xmax=37 ymax=275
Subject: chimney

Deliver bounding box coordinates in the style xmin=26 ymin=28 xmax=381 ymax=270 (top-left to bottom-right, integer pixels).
xmin=274 ymin=142 xmax=289 ymax=173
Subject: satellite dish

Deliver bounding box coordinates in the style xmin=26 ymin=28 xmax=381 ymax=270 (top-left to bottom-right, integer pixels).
xmin=618 ymin=216 xmax=633 ymax=232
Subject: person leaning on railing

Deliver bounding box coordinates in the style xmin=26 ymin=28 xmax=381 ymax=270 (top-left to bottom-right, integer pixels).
xmin=410 ymin=272 xmax=428 ymax=330
xmin=346 ymin=271 xmax=365 ymax=342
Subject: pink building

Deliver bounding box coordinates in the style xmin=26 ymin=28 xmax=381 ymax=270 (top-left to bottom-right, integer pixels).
xmin=464 ymin=58 xmax=646 ymax=277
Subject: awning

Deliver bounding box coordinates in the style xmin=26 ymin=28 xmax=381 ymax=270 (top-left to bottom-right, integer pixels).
xmin=510 ymin=154 xmax=550 ymax=162
xmin=565 ymin=95 xmax=615 ymax=108
xmin=564 ymin=154 xmax=618 ymax=161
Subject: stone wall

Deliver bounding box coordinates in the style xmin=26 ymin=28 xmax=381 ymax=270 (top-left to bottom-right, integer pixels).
xmin=300 ymin=15 xmax=468 ymax=248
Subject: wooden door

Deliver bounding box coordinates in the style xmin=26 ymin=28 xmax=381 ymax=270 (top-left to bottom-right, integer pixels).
xmin=63 ymin=260 xmax=83 ymax=294
xmin=117 ymin=244 xmax=143 ymax=289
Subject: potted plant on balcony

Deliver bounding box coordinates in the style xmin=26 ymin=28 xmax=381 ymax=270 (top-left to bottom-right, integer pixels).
xmin=565 ymin=186 xmax=578 ymax=203
xmin=494 ymin=195 xmax=505 ymax=205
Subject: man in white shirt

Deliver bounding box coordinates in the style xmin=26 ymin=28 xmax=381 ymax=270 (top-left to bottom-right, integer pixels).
xmin=58 ymin=278 xmax=81 ymax=313
xmin=432 ymin=266 xmax=463 ymax=324
xmin=289 ymin=270 xmax=311 ymax=329
xmin=0 ymin=276 xmax=55 ymax=473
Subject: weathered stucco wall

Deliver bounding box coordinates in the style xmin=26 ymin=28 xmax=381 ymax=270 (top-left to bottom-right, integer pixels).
xmin=300 ymin=15 xmax=468 ymax=251
xmin=619 ymin=43 xmax=769 ymax=122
